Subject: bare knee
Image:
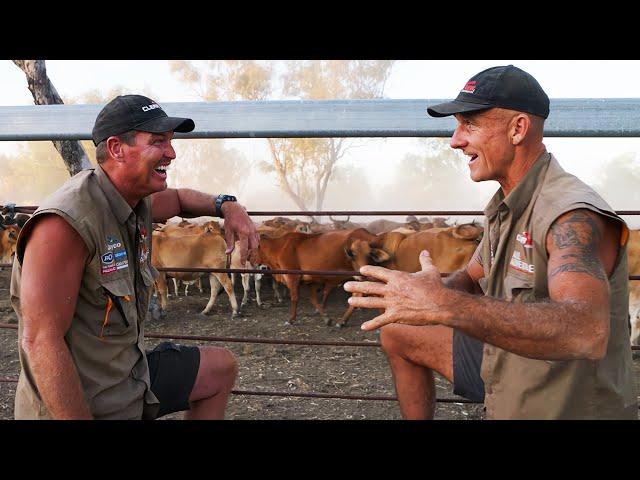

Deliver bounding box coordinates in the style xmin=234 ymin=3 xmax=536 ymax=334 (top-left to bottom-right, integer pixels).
xmin=198 ymin=346 xmax=238 ymax=391
xmin=380 ymin=324 xmax=410 ymax=357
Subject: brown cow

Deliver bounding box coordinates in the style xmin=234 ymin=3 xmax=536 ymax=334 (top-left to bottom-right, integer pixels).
xmin=341 ymin=225 xmax=482 ymax=327
xmin=257 ymin=228 xmax=376 ymax=325
xmin=154 ymin=220 xmax=222 ymax=298
xmin=262 ymin=217 xmax=313 ymax=233
xmin=627 ymin=229 xmax=640 ymax=345
xmin=366 ymin=218 xmax=420 ymax=235
xmin=0 ymin=224 xmax=19 ymax=264
xmin=151 ymin=227 xmax=239 ymax=319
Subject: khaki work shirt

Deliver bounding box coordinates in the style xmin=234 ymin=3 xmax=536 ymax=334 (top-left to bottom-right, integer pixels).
xmin=476 ymin=152 xmax=637 ymax=419
xmin=11 ymin=166 xmax=160 ymax=419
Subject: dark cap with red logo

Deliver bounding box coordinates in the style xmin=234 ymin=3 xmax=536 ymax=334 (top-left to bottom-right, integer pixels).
xmin=427 ymin=65 xmax=550 ymax=119
xmin=91 ymin=94 xmax=195 ymax=146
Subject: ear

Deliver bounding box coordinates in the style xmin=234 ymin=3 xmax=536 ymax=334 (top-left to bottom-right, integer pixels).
xmin=106 ymin=136 xmax=126 ymax=161
xmin=369 ymin=248 xmax=391 ymax=264
xmin=510 ymin=114 xmax=530 ymax=146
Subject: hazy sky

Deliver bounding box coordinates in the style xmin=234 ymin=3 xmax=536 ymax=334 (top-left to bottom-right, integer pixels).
xmin=1 ymin=60 xmax=639 ymax=224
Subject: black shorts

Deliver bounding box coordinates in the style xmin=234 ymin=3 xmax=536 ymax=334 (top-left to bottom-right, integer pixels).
xmin=146 ymin=342 xmax=201 ymax=418
xmin=452 ymin=330 xmax=485 ymax=403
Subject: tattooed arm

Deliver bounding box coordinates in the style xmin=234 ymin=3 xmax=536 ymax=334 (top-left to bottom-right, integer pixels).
xmin=350 ymin=209 xmax=619 ymax=360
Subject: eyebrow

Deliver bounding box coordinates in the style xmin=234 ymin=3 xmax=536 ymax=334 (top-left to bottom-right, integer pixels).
xmin=149 ymin=132 xmax=170 ymax=140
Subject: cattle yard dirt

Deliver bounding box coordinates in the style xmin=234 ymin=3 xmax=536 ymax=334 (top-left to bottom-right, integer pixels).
xmin=0 ymin=268 xmax=487 ymax=420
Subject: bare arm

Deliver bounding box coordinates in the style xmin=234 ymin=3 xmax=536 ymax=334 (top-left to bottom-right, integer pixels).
xmin=442 ymin=245 xmax=484 ymax=294
xmin=346 ymin=209 xmax=616 ymax=361
xmin=151 ymin=188 xmax=259 ymax=263
xmin=150 ymin=188 xmax=218 ymax=222
xmin=20 ymin=214 xmax=93 ymax=419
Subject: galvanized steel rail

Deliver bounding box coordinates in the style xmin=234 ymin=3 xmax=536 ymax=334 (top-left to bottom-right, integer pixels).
xmin=1 ymin=99 xmax=640 ymax=140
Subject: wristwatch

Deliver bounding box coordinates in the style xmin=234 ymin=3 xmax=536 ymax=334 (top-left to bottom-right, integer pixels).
xmin=215 ymin=194 xmax=237 ymax=218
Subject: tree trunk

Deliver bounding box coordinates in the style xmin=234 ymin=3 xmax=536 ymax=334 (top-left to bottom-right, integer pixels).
xmin=267 ymin=139 xmax=316 ymax=222
xmin=13 ymin=60 xmax=91 ymax=176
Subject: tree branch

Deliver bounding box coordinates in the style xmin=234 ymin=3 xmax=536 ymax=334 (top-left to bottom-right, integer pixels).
xmin=12 ymin=60 xmax=91 ymax=176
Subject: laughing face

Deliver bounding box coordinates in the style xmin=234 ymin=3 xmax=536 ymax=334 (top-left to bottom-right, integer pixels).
xmin=122 ymin=131 xmax=176 ymax=197
xmin=450 ymin=109 xmax=516 ymax=185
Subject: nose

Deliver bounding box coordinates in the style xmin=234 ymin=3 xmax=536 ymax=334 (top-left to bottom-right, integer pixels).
xmin=164 ymin=142 xmax=176 ymax=160
xmin=450 ymin=124 xmax=467 ymax=150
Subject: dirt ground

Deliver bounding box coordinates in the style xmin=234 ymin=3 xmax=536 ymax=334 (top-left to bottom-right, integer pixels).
xmin=0 ymin=267 xmax=488 ymax=420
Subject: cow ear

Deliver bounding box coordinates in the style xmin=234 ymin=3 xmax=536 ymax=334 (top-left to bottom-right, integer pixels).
xmin=453 ymin=224 xmax=483 ymax=241
xmin=369 ymin=248 xmax=390 ymax=264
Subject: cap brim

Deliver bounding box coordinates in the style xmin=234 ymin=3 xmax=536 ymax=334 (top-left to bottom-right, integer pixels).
xmin=427 ymin=100 xmax=493 ymax=117
xmin=134 ymin=116 xmax=195 ymax=134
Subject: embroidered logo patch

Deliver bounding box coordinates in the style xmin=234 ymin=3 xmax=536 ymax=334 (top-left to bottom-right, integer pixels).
xmin=116 ymin=260 xmax=129 ymax=270
xmin=461 ymin=80 xmax=476 ymax=93
xmin=106 ymin=235 xmax=123 ymax=251
xmin=516 ymin=231 xmax=533 ymax=249
xmin=102 ymin=235 xmax=128 ymax=274
xmin=510 ymin=250 xmax=534 ymax=274
xmin=101 ymin=252 xmax=117 ymax=274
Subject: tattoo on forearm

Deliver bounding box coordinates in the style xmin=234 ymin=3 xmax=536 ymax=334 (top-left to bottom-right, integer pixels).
xmin=549 ymin=211 xmax=606 ymax=281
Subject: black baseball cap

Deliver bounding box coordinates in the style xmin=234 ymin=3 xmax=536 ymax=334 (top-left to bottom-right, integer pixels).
xmin=427 ymin=65 xmax=550 ymax=119
xmin=91 ymin=94 xmax=195 ymax=146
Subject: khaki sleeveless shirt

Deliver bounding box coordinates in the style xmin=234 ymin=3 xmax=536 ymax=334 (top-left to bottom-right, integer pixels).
xmin=476 ymin=152 xmax=637 ymax=419
xmin=10 ymin=166 xmax=160 ymax=419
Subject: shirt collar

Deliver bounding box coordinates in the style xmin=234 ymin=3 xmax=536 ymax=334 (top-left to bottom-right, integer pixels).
xmin=94 ymin=165 xmax=139 ymax=225
xmin=483 ymin=151 xmax=551 ymax=220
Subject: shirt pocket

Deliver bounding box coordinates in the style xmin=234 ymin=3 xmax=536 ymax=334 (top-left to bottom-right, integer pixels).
xmin=503 ymin=274 xmax=535 ymax=303
xmin=99 ymin=277 xmax=135 ymax=337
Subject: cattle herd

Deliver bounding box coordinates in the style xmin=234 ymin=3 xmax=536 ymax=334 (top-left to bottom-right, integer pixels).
xmin=2 ymin=211 xmax=640 ymax=344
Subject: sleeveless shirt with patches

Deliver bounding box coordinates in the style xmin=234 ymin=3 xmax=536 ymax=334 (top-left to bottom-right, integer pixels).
xmin=10 ymin=166 xmax=160 ymax=420
xmin=476 ymin=152 xmax=637 ymax=419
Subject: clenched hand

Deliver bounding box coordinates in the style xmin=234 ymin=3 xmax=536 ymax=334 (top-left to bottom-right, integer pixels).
xmin=221 ymin=202 xmax=259 ymax=265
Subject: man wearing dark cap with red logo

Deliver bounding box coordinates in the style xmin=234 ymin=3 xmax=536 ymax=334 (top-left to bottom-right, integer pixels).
xmin=11 ymin=95 xmax=259 ymax=419
xmin=345 ymin=65 xmax=637 ymax=419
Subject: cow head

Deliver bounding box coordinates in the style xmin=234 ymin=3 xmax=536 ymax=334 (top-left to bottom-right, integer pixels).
xmin=330 ymin=215 xmax=351 ymax=230
xmin=405 ymin=215 xmax=420 ymax=231
xmin=1 ymin=224 xmax=19 ymax=261
xmin=433 ymin=217 xmax=449 ymax=228
xmin=295 ymin=223 xmax=313 ymax=234
xmin=451 ymin=223 xmax=484 ymax=242
xmin=344 ymin=237 xmax=391 ymax=278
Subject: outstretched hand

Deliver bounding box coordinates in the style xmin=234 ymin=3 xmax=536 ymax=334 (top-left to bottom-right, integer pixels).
xmin=221 ymin=202 xmax=259 ymax=265
xmin=343 ymin=250 xmax=453 ymax=331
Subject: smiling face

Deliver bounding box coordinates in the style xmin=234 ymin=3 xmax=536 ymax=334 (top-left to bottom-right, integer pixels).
xmin=450 ymin=109 xmax=517 ymax=185
xmin=121 ymin=131 xmax=176 ymax=198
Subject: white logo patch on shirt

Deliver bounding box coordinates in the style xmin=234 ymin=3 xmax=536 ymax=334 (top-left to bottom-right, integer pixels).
xmin=510 ymin=250 xmax=534 ymax=274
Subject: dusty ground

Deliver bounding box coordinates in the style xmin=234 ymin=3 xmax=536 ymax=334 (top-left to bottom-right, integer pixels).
xmin=0 ymin=268 xmax=488 ymax=420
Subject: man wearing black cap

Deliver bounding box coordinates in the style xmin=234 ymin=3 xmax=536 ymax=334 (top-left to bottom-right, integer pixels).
xmin=345 ymin=66 xmax=637 ymax=419
xmin=11 ymin=94 xmax=258 ymax=419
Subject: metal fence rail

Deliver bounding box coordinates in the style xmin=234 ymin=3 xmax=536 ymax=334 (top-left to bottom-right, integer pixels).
xmin=1 ymin=99 xmax=640 ymax=140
